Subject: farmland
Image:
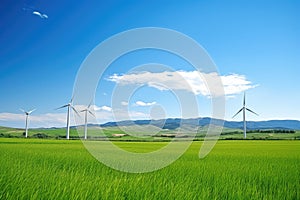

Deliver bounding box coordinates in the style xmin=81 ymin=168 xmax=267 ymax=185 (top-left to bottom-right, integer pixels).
xmin=0 ymin=138 xmax=299 ymax=199
xmin=1 ymin=126 xmax=300 ymax=141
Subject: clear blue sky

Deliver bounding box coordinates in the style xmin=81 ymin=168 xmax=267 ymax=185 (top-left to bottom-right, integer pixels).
xmin=0 ymin=0 xmax=299 ymax=128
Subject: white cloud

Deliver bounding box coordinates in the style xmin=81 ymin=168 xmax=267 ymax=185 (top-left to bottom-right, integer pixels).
xmin=121 ymin=101 xmax=128 ymax=106
xmin=73 ymin=105 xmax=112 ymax=112
xmin=95 ymin=109 xmax=149 ymax=122
xmin=0 ymin=107 xmax=149 ymax=128
xmin=32 ymin=11 xmax=48 ymax=19
xmin=135 ymin=101 xmax=157 ymax=107
xmin=108 ymin=71 xmax=257 ymax=97
xmin=0 ymin=112 xmax=66 ymax=128
xmin=99 ymin=106 xmax=112 ymax=112
xmin=0 ymin=104 xmax=113 ymax=128
xmin=92 ymin=105 xmax=112 ymax=112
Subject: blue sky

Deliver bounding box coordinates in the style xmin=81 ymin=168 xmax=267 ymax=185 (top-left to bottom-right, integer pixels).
xmin=0 ymin=0 xmax=299 ymax=128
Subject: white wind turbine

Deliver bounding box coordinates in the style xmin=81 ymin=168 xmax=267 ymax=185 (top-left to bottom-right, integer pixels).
xmin=232 ymin=93 xmax=258 ymax=139
xmin=80 ymin=103 xmax=95 ymax=140
xmin=20 ymin=108 xmax=36 ymax=138
xmin=56 ymin=98 xmax=78 ymax=140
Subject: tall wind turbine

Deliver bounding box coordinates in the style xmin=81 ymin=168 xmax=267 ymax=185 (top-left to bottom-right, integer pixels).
xmin=20 ymin=109 xmax=36 ymax=138
xmin=80 ymin=103 xmax=95 ymax=140
xmin=232 ymin=93 xmax=258 ymax=139
xmin=56 ymin=99 xmax=78 ymax=140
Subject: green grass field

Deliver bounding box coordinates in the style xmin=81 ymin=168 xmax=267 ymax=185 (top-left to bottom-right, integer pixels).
xmin=0 ymin=138 xmax=299 ymax=199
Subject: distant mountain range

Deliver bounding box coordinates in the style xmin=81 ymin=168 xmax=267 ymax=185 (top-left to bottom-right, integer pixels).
xmin=100 ymin=117 xmax=300 ymax=130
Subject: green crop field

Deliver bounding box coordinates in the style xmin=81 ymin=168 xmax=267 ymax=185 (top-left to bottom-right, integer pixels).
xmin=0 ymin=138 xmax=299 ymax=199
xmin=1 ymin=126 xmax=300 ymax=141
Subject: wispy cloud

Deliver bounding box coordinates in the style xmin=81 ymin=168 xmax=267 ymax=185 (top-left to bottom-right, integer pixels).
xmin=72 ymin=105 xmax=112 ymax=112
xmin=0 ymin=112 xmax=66 ymax=128
xmin=135 ymin=101 xmax=157 ymax=107
xmin=32 ymin=11 xmax=48 ymax=19
xmin=0 ymin=105 xmax=149 ymax=128
xmin=94 ymin=105 xmax=112 ymax=112
xmin=108 ymin=71 xmax=257 ymax=97
xmin=121 ymin=101 xmax=129 ymax=106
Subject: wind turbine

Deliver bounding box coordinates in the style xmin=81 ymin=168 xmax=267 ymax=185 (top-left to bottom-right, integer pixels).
xmin=20 ymin=109 xmax=36 ymax=138
xmin=56 ymin=98 xmax=78 ymax=140
xmin=232 ymin=93 xmax=258 ymax=139
xmin=80 ymin=103 xmax=95 ymax=140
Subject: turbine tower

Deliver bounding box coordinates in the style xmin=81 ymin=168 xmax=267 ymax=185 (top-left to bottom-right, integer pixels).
xmin=232 ymin=93 xmax=258 ymax=139
xmin=56 ymin=98 xmax=78 ymax=140
xmin=80 ymin=103 xmax=95 ymax=140
xmin=20 ymin=109 xmax=36 ymax=138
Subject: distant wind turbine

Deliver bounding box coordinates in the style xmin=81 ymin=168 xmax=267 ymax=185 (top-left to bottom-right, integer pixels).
xmin=232 ymin=93 xmax=258 ymax=139
xmin=80 ymin=103 xmax=95 ymax=140
xmin=20 ymin=109 xmax=36 ymax=138
xmin=56 ymin=98 xmax=78 ymax=140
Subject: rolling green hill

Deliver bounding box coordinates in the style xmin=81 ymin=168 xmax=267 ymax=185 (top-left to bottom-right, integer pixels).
xmin=0 ymin=125 xmax=299 ymax=140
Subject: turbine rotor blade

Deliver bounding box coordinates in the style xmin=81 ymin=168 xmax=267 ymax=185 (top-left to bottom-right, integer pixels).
xmin=71 ymin=105 xmax=80 ymax=116
xmin=70 ymin=91 xmax=78 ymax=104
xmin=232 ymin=108 xmax=243 ymax=118
xmin=55 ymin=105 xmax=68 ymax=110
xmin=19 ymin=108 xmax=25 ymax=113
xmin=28 ymin=109 xmax=36 ymax=114
xmin=88 ymin=110 xmax=96 ymax=117
xmin=246 ymin=108 xmax=259 ymax=116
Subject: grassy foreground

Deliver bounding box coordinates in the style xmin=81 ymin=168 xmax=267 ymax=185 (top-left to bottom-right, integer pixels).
xmin=0 ymin=138 xmax=299 ymax=199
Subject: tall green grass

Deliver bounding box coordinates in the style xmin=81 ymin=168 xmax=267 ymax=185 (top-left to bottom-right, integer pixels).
xmin=0 ymin=138 xmax=299 ymax=199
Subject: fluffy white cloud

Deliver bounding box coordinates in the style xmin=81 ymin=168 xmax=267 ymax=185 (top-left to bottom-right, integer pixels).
xmin=101 ymin=106 xmax=112 ymax=112
xmin=108 ymin=71 xmax=257 ymax=97
xmin=135 ymin=101 xmax=157 ymax=107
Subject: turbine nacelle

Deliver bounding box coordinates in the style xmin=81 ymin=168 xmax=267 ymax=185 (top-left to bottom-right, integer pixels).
xmin=56 ymin=100 xmax=79 ymax=115
xmin=20 ymin=108 xmax=36 ymax=116
xmin=80 ymin=103 xmax=96 ymax=117
xmin=232 ymin=93 xmax=258 ymax=118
